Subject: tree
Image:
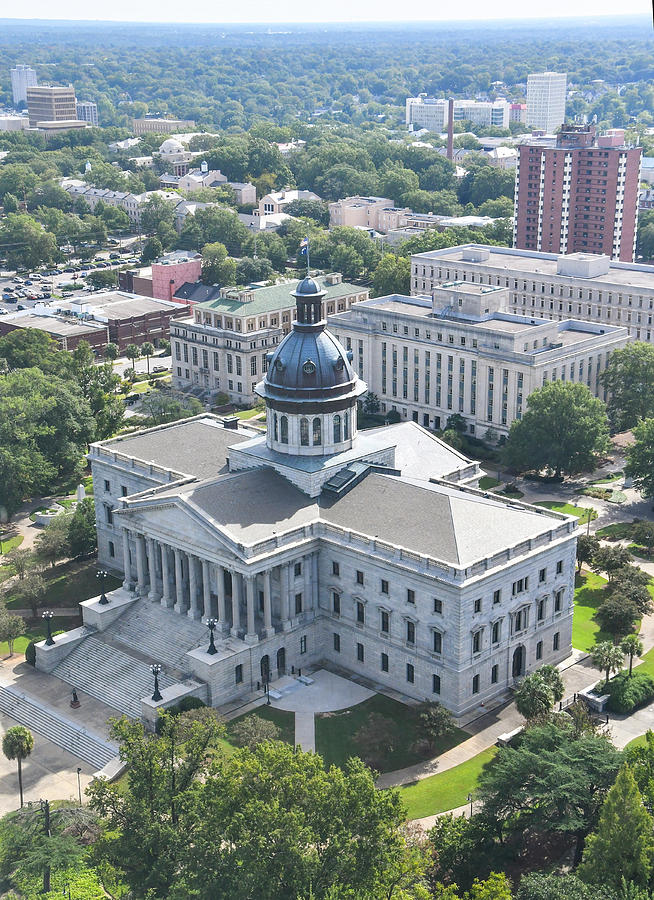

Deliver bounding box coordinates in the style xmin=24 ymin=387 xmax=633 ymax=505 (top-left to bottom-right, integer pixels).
xmin=477 ymin=719 xmax=621 ymax=864
xmin=329 ymin=243 xmax=364 ymax=280
xmin=12 ymin=572 xmax=47 ymax=618
xmin=372 ymin=253 xmax=411 ymax=297
xmin=35 ymin=515 xmax=71 ymax=569
xmin=283 ymin=198 xmax=329 ymax=225
xmin=5 ymin=548 xmax=36 ymax=581
xmin=596 ymin=595 xmax=639 ymax=639
xmin=416 ymin=702 xmax=455 ymax=752
xmin=141 ymin=235 xmax=163 ymax=264
xmin=0 ymin=214 xmax=58 ymax=271
xmin=125 ymin=344 xmax=141 ymax=367
xmin=609 ymin=576 xmax=653 ymax=618
xmin=576 ymin=534 xmax=600 ymax=573
xmin=591 ymin=546 xmax=634 ymax=581
xmin=632 ymin=521 xmax=654 ymax=557
xmin=67 ymin=498 xmax=97 ymax=558
xmin=467 ymin=873 xmax=513 ymax=900
xmin=141 ymin=342 xmax=155 ymax=375
xmin=2 ymin=726 xmax=34 ymax=808
xmin=515 ymin=872 xmax=617 ymax=900
xmin=600 ymin=343 xmax=654 ymax=431
xmin=379 ymin=164 xmax=420 ymax=206
xmin=503 ymin=382 xmax=609 ymax=479
xmin=235 ymin=255 xmax=273 ymax=284
xmin=138 ymin=390 xmax=203 ymax=425
xmin=514 ymin=671 xmax=556 ymax=723
xmin=427 ymin=813 xmax=498 ymax=893
xmin=230 ymin=714 xmax=281 ymax=750
xmin=103 ymin=342 xmax=119 ymax=363
xmin=87 ymin=269 xmax=118 ymax=290
xmin=591 ymin=641 xmax=626 ymax=685
xmin=0 ymin=610 xmax=25 ymax=656
xmin=354 ymin=712 xmax=395 ymax=769
xmin=621 ymin=635 xmax=644 ymax=676
xmin=625 ymin=418 xmax=654 ymax=498
xmin=139 ymin=194 xmax=176 ymax=236
xmin=579 ymin=766 xmax=654 ymax=891
xmin=200 ymin=241 xmax=236 ymax=286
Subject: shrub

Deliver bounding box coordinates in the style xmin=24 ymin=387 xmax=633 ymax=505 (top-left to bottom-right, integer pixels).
xmin=155 ymin=695 xmax=206 ymax=732
xmin=25 ymin=640 xmax=36 ymax=666
xmin=605 ymin=671 xmax=654 ymax=714
xmin=385 ymin=409 xmax=401 ymax=424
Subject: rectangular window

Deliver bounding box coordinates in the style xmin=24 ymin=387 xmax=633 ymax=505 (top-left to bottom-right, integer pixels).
xmin=294 ymin=562 xmax=302 ymax=577
xmin=357 ymin=642 xmax=364 ymax=662
xmin=556 ymin=560 xmax=563 ymax=575
xmin=332 ymin=592 xmax=340 ymax=615
xmin=433 ymin=598 xmax=443 ymax=614
xmin=406 ymin=663 xmax=415 ymax=684
xmin=105 ymin=505 xmax=113 ymax=525
xmin=332 ymin=561 xmax=340 ymax=576
xmin=493 ymin=590 xmax=501 ymax=605
xmin=432 ymin=674 xmax=441 ymax=694
xmin=472 ymin=674 xmax=480 ymax=694
xmin=121 ymin=485 xmax=128 ymax=496
xmin=192 ymin=347 xmax=198 ymax=366
xmin=492 ymin=621 xmax=501 ymax=644
xmin=235 ymin=664 xmax=243 ymax=684
xmin=433 ymin=631 xmax=442 ymax=654
xmin=381 ymin=610 xmax=389 ymax=633
xmin=103 ymin=479 xmax=111 ymax=493
xmin=333 ymin=633 xmax=340 ymax=652
xmin=536 ymin=640 xmax=543 ymax=660
xmin=539 ymin=568 xmax=547 ymax=583
xmin=491 ymin=664 xmax=498 ymax=684
xmin=356 ymin=570 xmax=364 ymax=585
xmin=295 ymin=593 xmax=302 ymax=615
xmin=406 ymin=621 xmax=415 ymax=644
xmin=108 ymin=541 xmax=115 ymax=558
xmin=538 ymin=599 xmax=546 ymax=621
xmin=553 ymin=632 xmax=560 ymax=651
xmin=473 ymin=631 xmax=482 ymax=654
xmin=407 ymin=589 xmax=415 ymax=605
xmin=300 ymin=636 xmax=307 ymax=654
xmin=381 ymin=652 xmax=389 ymax=672
xmin=356 ymin=601 xmax=365 ymax=624
xmin=381 ymin=579 xmax=389 ymax=595
xmin=474 ymin=598 xmax=481 ymax=614
xmin=555 ymin=589 xmax=563 ymax=612
xmin=250 ymin=357 xmax=257 ymax=376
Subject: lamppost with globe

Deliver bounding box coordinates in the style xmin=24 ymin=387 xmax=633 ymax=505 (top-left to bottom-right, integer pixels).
xmin=206 ymin=618 xmax=218 ymax=655
xmin=150 ymin=664 xmax=163 ymax=702
xmin=97 ymin=569 xmax=109 ymax=605
xmin=42 ymin=610 xmax=55 ymax=646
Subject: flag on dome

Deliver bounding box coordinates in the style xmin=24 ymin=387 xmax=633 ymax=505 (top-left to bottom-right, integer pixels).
xmin=299 ymin=236 xmax=309 ymax=253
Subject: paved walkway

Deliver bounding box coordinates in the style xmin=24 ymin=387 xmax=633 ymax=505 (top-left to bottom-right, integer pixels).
xmin=295 ymin=713 xmax=316 ymax=751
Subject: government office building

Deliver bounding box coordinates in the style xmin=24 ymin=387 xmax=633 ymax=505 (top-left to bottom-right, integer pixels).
xmin=35 ymin=278 xmax=578 ymax=722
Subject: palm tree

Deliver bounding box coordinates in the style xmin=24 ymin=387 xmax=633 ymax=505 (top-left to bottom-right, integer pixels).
xmin=591 ymin=641 xmax=625 ymax=686
xmin=125 ymin=344 xmax=141 ymax=368
xmin=141 ymin=342 xmax=155 ymax=375
xmin=104 ymin=342 xmax=119 ymax=363
xmin=621 ymin=634 xmax=644 ymax=676
xmin=3 ymin=726 xmax=34 ymax=807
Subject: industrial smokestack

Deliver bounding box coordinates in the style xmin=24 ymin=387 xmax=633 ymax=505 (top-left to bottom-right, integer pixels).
xmin=447 ymin=98 xmax=454 ymax=162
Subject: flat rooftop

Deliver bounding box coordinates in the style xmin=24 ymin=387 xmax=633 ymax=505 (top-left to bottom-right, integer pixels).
xmin=197 ymin=276 xmax=365 ymax=316
xmin=413 ymin=245 xmax=654 ymax=291
xmin=69 ymin=291 xmax=185 ymax=317
xmin=0 ymin=313 xmax=104 ymax=337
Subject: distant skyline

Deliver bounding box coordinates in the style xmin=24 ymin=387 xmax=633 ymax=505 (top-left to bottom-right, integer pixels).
xmin=0 ymin=2 xmax=650 ymax=24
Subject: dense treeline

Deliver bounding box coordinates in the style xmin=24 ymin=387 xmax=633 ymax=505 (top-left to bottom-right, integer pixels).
xmin=0 ymin=18 xmax=651 ymax=130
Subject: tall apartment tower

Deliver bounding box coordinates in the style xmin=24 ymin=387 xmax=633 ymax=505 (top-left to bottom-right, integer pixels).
xmin=513 ymin=124 xmax=642 ymax=263
xmin=26 ymin=85 xmax=77 ymax=126
xmin=10 ymin=65 xmax=38 ymax=106
xmin=76 ymin=100 xmax=99 ymax=126
xmin=526 ymin=72 xmax=567 ymax=133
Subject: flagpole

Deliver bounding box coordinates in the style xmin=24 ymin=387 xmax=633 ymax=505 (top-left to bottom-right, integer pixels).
xmin=306 ymin=237 xmax=310 ymax=276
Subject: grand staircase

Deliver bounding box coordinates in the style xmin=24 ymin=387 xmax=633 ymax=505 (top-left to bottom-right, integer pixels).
xmin=0 ymin=684 xmax=117 ymax=769
xmin=110 ymin=599 xmax=208 ymax=672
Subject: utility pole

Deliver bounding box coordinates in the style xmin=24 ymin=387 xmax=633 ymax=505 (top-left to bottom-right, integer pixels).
xmin=40 ymin=799 xmax=51 ymax=893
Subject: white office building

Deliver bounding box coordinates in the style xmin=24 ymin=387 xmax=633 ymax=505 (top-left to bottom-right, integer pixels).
xmin=10 ymin=65 xmax=37 ymax=105
xmin=76 ymin=100 xmax=99 ymax=126
xmin=526 ymin=72 xmax=567 ymax=133
xmin=406 ymin=96 xmax=511 ymax=131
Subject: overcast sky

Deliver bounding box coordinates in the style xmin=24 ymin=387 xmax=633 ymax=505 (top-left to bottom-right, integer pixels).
xmin=2 ymin=0 xmax=651 ymax=23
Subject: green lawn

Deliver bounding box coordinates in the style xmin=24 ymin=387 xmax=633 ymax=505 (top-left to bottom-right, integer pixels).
xmin=592 ymin=472 xmax=623 ymax=484
xmin=235 ymin=407 xmax=265 ymax=420
xmin=315 ymin=694 xmax=469 ymax=773
xmin=4 ymin=559 xmax=122 ymax=612
xmin=500 ymin=487 xmax=524 ymax=499
xmin=479 ymin=476 xmax=501 ymax=490
xmin=396 ymin=747 xmax=497 ymax=820
xmin=534 ymin=501 xmax=597 ymax=521
xmin=0 ymin=615 xmax=81 ymax=657
xmin=0 ymin=534 xmax=24 ymax=555
xmin=624 ymin=733 xmax=651 ymax=751
xmin=226 ymin=705 xmax=295 ymax=747
xmin=596 ymin=521 xmax=636 ymax=541
xmin=572 ymin=571 xmax=610 ymax=652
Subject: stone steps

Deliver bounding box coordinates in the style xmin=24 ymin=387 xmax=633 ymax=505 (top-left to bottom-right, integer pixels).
xmin=110 ymin=598 xmax=209 ymax=670
xmin=51 ymin=636 xmax=177 ymax=719
xmin=0 ymin=684 xmax=118 ymax=769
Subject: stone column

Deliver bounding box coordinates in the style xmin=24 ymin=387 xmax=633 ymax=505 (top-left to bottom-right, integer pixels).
xmin=281 ymin=563 xmax=292 ymax=631
xmin=188 ymin=554 xmax=201 ymax=620
xmin=303 ymin=554 xmax=312 ymax=613
xmin=160 ymin=545 xmax=173 ymax=608
xmin=174 ymin=548 xmax=185 ymax=614
xmin=311 ymin=551 xmax=319 ymax=612
xmin=230 ymin=572 xmax=242 ymax=637
xmin=147 ymin=538 xmax=161 ymax=602
xmin=215 ymin=564 xmax=228 ymax=632
xmin=135 ymin=534 xmax=147 ymax=596
xmin=121 ymin=528 xmax=133 ymax=590
xmin=263 ymin=569 xmax=273 ymax=638
xmin=245 ymin=575 xmax=258 ymax=644
xmin=201 ymin=559 xmax=212 ymax=619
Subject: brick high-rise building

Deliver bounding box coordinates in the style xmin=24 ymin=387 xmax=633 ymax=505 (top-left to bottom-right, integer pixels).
xmin=27 ymin=84 xmax=77 ymax=126
xmin=513 ymin=124 xmax=642 ymax=263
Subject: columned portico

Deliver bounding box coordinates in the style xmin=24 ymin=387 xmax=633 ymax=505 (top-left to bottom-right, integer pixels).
xmin=135 ymin=534 xmax=148 ymax=596
xmin=263 ymin=569 xmax=274 ymax=638
xmin=215 ymin=564 xmax=228 ymax=632
xmin=174 ymin=548 xmax=185 ymax=614
xmin=244 ymin=575 xmax=258 ymax=643
xmin=122 ymin=528 xmax=134 ymax=590
xmin=147 ymin=538 xmax=161 ymax=602
xmin=188 ymin=554 xmax=201 ymax=620
xmin=160 ymin=545 xmax=173 ymax=608
xmin=201 ymin=559 xmax=212 ymax=619
xmin=231 ymin=573 xmax=242 ymax=637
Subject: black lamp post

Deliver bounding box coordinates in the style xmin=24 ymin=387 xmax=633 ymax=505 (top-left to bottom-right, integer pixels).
xmin=150 ymin=663 xmax=163 ymax=702
xmin=42 ymin=610 xmax=54 ymax=646
xmin=97 ymin=569 xmax=109 ymax=605
xmin=206 ymin=618 xmax=218 ymax=655
xmin=467 ymin=793 xmax=473 ymax=817
xmin=76 ymin=767 xmax=82 ymax=806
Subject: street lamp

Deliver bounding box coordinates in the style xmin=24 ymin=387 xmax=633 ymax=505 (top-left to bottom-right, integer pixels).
xmin=42 ymin=610 xmax=55 ymax=646
xmin=467 ymin=793 xmax=473 ymax=817
xmin=76 ymin=767 xmax=82 ymax=806
xmin=206 ymin=618 xmax=218 ymax=655
xmin=150 ymin=663 xmax=163 ymax=702
xmin=97 ymin=569 xmax=109 ymax=605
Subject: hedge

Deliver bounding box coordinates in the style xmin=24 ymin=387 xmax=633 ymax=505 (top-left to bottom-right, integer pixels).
xmin=605 ymin=671 xmax=654 ymax=714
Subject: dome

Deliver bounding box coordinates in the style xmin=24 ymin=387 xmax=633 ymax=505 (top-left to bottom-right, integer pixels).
xmin=159 ymin=138 xmax=184 ymax=154
xmin=294 ymin=276 xmax=322 ymax=296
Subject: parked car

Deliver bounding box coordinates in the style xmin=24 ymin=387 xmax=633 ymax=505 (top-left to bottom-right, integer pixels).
xmin=109 ymin=253 xmax=121 ymax=260
xmin=0 ymin=308 xmax=8 ymax=315
xmin=17 ymin=304 xmax=26 ymax=310
xmin=152 ymin=365 xmax=168 ymax=373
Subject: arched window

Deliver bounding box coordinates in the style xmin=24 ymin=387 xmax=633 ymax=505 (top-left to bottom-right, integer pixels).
xmin=280 ymin=416 xmax=288 ymax=444
xmin=313 ymin=417 xmax=322 ymax=445
xmin=333 ymin=414 xmax=341 ymax=443
xmin=273 ymin=413 xmax=278 ymax=442
xmin=300 ymin=417 xmax=309 ymax=446
xmin=343 ymin=411 xmax=349 ymax=440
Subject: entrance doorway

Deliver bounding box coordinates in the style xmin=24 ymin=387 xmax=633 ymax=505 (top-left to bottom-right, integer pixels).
xmin=412 ymin=411 xmax=419 ymax=423
xmin=423 ymin=414 xmax=430 ymax=428
xmin=260 ymin=654 xmax=270 ymax=684
xmin=512 ymin=645 xmax=525 ymax=678
xmin=276 ymin=647 xmax=286 ymax=677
